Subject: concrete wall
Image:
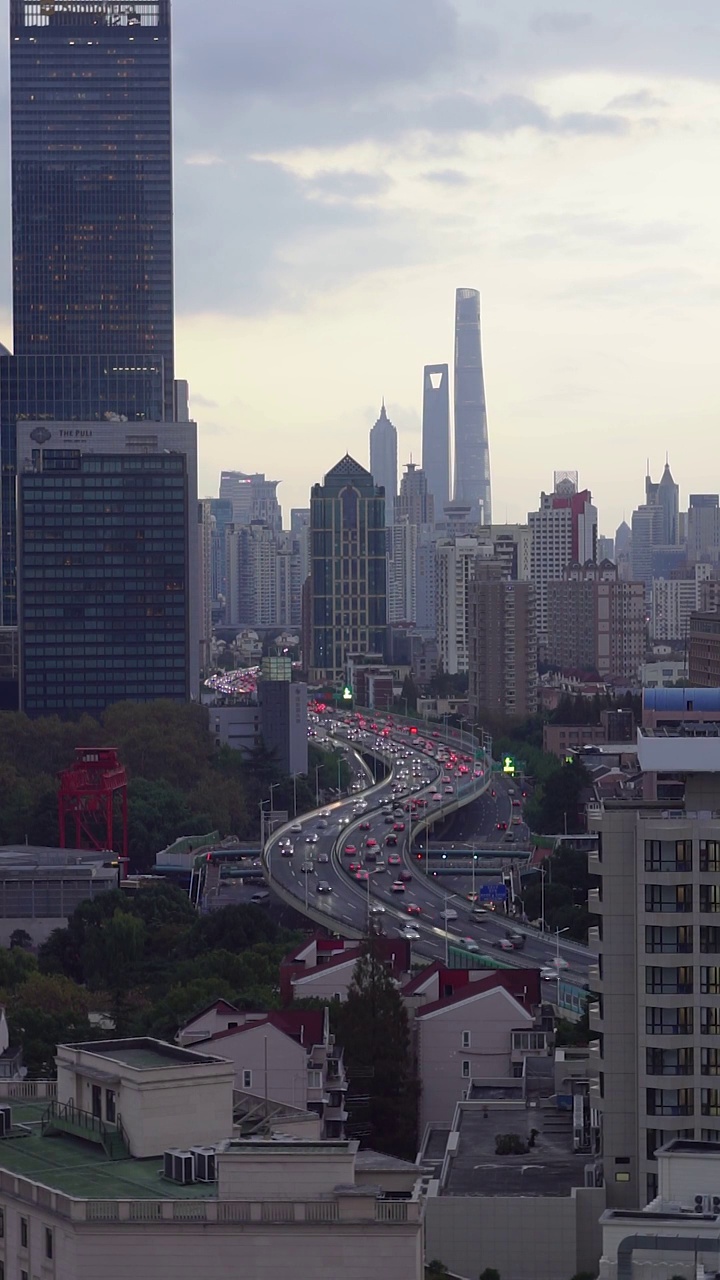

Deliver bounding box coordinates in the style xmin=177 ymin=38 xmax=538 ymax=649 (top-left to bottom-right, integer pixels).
xmin=217 ymin=1145 xmax=356 ymax=1199
xmin=418 ymin=987 xmax=532 ymax=1130
xmin=425 ymin=1187 xmax=604 ymax=1280
xmin=291 ymin=959 xmax=357 ymax=1002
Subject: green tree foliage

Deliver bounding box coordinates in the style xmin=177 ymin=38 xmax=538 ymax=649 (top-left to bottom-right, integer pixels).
xmin=479 ymin=1270 xmax=502 ymax=1280
xmin=3 ymin=973 xmax=96 ymax=1076
xmin=520 ymin=846 xmax=596 ymax=942
xmin=336 ymin=937 xmax=420 ymax=1160
xmin=425 ymin=1263 xmax=451 ymax=1280
xmin=524 ymin=758 xmax=592 ymax=836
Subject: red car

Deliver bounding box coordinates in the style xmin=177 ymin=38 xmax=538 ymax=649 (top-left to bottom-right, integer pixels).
xmin=359 ymin=821 xmax=371 ymax=831
xmin=366 ymin=837 xmax=377 ymax=848
xmin=344 ymin=845 xmax=357 ymax=856
xmin=497 ymin=822 xmax=507 ymax=831
xmin=393 ymin=822 xmax=405 ymax=832
xmin=391 ymin=880 xmax=406 ymax=893
xmin=356 ymin=870 xmax=370 ymax=882
xmin=407 ymin=903 xmax=422 ymax=916
xmin=385 ymin=834 xmax=398 ymax=847
xmin=387 ymin=853 xmax=402 ymax=865
xmin=348 ymin=861 xmax=362 ymax=873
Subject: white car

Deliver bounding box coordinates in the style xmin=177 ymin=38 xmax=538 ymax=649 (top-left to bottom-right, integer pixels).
xmin=460 ymin=937 xmax=480 ymax=953
xmin=441 ymin=907 xmax=458 ymax=921
xmin=401 ymin=926 xmax=420 ymax=940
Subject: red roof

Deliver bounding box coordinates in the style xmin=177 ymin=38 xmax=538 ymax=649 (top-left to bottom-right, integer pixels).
xmin=201 ymin=1009 xmax=326 ymax=1050
xmin=415 ymin=969 xmax=541 ymax=1018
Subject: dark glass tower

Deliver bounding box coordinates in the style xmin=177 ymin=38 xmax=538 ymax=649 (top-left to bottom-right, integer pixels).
xmin=453 ymin=288 xmax=491 ymax=523
xmin=421 ymin=363 xmax=450 ymax=520
xmin=10 ymin=0 xmax=174 ymax=413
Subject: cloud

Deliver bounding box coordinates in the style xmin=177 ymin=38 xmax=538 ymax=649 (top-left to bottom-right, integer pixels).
xmin=422 ymin=169 xmax=472 ymax=186
xmin=530 ymin=11 xmax=594 ymax=35
xmin=420 ymin=92 xmax=628 ymax=137
xmin=306 ymin=170 xmax=392 ymax=201
xmin=606 ymin=89 xmax=668 ymax=110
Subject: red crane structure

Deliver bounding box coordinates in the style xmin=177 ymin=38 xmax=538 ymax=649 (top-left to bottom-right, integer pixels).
xmin=58 ymin=748 xmax=129 ymax=878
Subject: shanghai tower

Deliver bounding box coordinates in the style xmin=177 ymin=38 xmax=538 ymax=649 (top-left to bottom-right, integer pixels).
xmin=453 ymin=288 xmax=491 ymax=523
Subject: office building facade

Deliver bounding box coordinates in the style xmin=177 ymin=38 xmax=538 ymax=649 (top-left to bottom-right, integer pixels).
xmin=547 ymin=561 xmax=645 ymax=683
xmin=468 ymin=562 xmax=537 ymax=723
xmin=309 ymin=455 xmax=387 ymax=682
xmin=529 ymin=475 xmax=597 ymax=645
xmin=421 ymin=363 xmax=450 ymax=517
xmin=17 ymin=419 xmax=198 ymax=717
xmin=453 ymin=288 xmax=491 ymax=523
xmin=219 ymin=472 xmax=282 ymax=535
xmin=368 ymin=403 xmax=397 ymax=527
xmin=435 ymin=537 xmax=481 ymax=675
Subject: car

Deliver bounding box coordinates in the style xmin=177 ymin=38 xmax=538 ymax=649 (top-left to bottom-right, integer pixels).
xmin=344 ymin=845 xmax=357 ymax=856
xmin=491 ymin=790 xmax=496 ymax=797
xmin=348 ymin=861 xmax=362 ymax=873
xmin=305 ymin=833 xmax=319 ymax=844
xmin=431 ymin=793 xmax=442 ymax=803
xmin=385 ymin=834 xmax=398 ymax=847
xmin=300 ymin=862 xmax=315 ymax=874
xmin=496 ymin=821 xmax=507 ymax=831
xmin=317 ymin=852 xmax=329 ymax=864
xmin=355 ymin=869 xmax=370 ymax=882
xmin=406 ymin=903 xmax=422 ymax=916
xmin=444 ymin=786 xmax=453 ymax=795
xmin=393 ymin=822 xmax=405 ymax=832
xmin=359 ymin=821 xmax=371 ymax=831
xmin=281 ymin=845 xmax=294 ymax=858
xmin=317 ymin=819 xmax=328 ymax=830
xmin=441 ymin=907 xmax=458 ymax=920
xmin=317 ymin=880 xmax=332 ymax=894
xmin=460 ymin=937 xmax=480 ymax=952
xmin=374 ymin=859 xmax=386 ymax=872
xmin=387 ymin=853 xmax=401 ymax=865
xmin=512 ymin=799 xmax=521 ymax=808
xmin=383 ymin=814 xmax=395 ymax=824
xmin=365 ymin=837 xmax=377 ymax=848
xmin=399 ymin=869 xmax=412 ymax=882
xmin=466 ymin=891 xmax=479 ymax=902
xmin=401 ymin=926 xmax=420 ymax=940
xmin=369 ymin=904 xmax=385 ymax=915
xmin=365 ymin=849 xmax=377 ymax=862
xmin=471 ymin=905 xmax=488 ymax=917
xmin=541 ymin=967 xmax=559 ymax=981
xmin=495 ymin=937 xmax=514 ymax=951
xmin=512 ymin=816 xmax=521 ymax=826
xmin=504 ymin=833 xmax=515 ymax=843
xmin=290 ymin=822 xmax=302 ymax=834
xmin=391 ymin=880 xmax=406 ymax=893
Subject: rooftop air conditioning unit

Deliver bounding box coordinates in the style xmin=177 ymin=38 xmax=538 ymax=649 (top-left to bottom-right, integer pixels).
xmin=191 ymin=1147 xmax=217 ymax=1183
xmin=163 ymin=1149 xmax=195 ymax=1185
xmin=0 ymin=1106 xmax=12 ymax=1137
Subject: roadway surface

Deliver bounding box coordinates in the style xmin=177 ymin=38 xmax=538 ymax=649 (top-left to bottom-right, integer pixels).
xmin=265 ymin=711 xmax=590 ymax=988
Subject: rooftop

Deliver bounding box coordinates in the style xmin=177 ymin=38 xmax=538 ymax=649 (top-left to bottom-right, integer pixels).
xmin=0 ymin=1102 xmax=212 ymax=1200
xmin=67 ymin=1038 xmax=228 ymax=1070
xmin=439 ymin=1104 xmax=590 ymax=1198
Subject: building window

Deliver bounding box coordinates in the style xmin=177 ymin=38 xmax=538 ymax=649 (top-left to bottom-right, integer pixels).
xmin=308 ymin=1070 xmax=322 ymax=1089
xmin=701 ymin=885 xmax=720 ymax=914
xmin=646 ymin=1048 xmax=694 ymax=1076
xmin=702 ymin=1089 xmax=720 ymax=1116
xmin=701 ymin=1128 xmax=720 ymax=1142
xmin=645 ymin=840 xmax=693 ymax=872
xmin=645 ymin=885 xmax=693 ymax=913
xmin=461 ymin=1031 xmax=470 ymax=1049
xmin=20 ymin=1216 xmax=28 ymax=1248
xmin=701 ymin=841 xmax=720 ymax=873
xmin=702 ymin=1049 xmax=720 ymax=1075
xmin=646 ymin=1174 xmax=658 ymax=1201
xmin=242 ymin=1070 xmax=252 ymax=1089
xmin=701 ymin=927 xmax=720 ymax=954
xmin=645 ymin=966 xmax=693 ymax=995
xmin=646 ymin=1007 xmax=694 ymax=1036
xmin=646 ymin=1087 xmax=694 ymax=1117
xmin=105 ymin=1089 xmax=116 ymax=1124
xmin=45 ymin=1226 xmax=53 ymax=1259
xmin=702 ymin=1009 xmax=720 ymax=1036
xmin=701 ymin=967 xmax=720 ymax=995
xmin=461 ymin=1060 xmax=471 ymax=1078
xmin=645 ymin=925 xmax=693 ymax=954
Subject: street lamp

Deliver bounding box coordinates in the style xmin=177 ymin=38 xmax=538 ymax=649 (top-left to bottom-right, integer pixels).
xmin=314 ymin=764 xmax=322 ymax=808
xmin=291 ymin=773 xmax=300 ymax=818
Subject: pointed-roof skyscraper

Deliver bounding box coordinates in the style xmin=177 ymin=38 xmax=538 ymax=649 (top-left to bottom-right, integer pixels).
xmin=658 ymin=458 xmax=679 ymax=546
xmin=369 ymin=402 xmax=398 ymax=526
xmin=453 ymin=288 xmax=491 ymax=523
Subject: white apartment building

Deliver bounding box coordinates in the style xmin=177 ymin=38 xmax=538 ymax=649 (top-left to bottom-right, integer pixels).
xmin=529 ymin=483 xmax=597 ymax=644
xmin=435 ymin=537 xmax=489 ymax=674
xmin=477 ymin=523 xmax=532 ymax=581
xmin=651 ymin=565 xmax=712 ymax=642
xmin=0 ymin=1037 xmax=423 ymax=1280
xmin=589 ymin=730 xmax=720 ymax=1212
xmin=389 ymin=518 xmax=419 ymax=623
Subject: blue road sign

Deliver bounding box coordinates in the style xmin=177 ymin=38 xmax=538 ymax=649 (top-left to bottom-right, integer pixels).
xmin=479 ymin=884 xmax=508 ymax=901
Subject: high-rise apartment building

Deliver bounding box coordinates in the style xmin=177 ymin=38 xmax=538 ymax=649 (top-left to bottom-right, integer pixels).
xmin=435 ymin=537 xmax=482 ymax=675
xmin=396 ymin=462 xmax=434 ymax=528
xmin=651 ymin=567 xmax=711 ymax=643
xmin=597 ymin=536 xmax=615 ymax=563
xmin=369 ymin=403 xmax=398 ymax=527
xmin=688 ymin=495 xmax=720 ymax=565
xmin=10 ymin=0 xmax=174 ymax=412
xmin=528 ymin=475 xmax=597 ymax=646
xmin=17 ymin=418 xmax=198 ymax=717
xmin=209 ymin=497 xmax=233 ymax=604
xmin=589 ymin=725 xmax=720 ymax=1208
xmin=388 ymin=519 xmax=419 ymax=624
xmin=421 ymin=364 xmax=450 ymax=517
xmin=309 ymin=456 xmax=387 ymax=682
xmin=226 ymin=524 xmax=301 ymax=631
xmin=468 ymin=562 xmax=537 ymax=723
xmin=689 ymin=613 xmax=720 ymax=686
xmin=477 ymin=524 xmax=532 ymax=581
xmin=453 ymin=288 xmax=491 ymax=523
xmin=547 ymin=560 xmax=645 ymax=682
xmin=219 ymin=473 xmax=282 ymax=535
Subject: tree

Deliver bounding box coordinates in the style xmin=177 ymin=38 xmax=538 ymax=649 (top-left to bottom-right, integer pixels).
xmin=336 ymin=937 xmax=420 ymax=1160
xmin=425 ymin=1262 xmax=450 ymax=1280
xmin=4 ymin=973 xmax=95 ymax=1076
xmin=479 ymin=1270 xmax=501 ymax=1280
xmin=9 ymin=929 xmax=33 ymax=950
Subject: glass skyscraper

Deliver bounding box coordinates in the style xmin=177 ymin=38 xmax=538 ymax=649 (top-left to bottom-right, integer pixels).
xmin=10 ymin=1 xmax=174 ymax=413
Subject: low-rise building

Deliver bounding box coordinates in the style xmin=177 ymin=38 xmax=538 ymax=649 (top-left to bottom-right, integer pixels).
xmin=0 ymin=1037 xmax=423 ymax=1280
xmin=599 ymin=1138 xmax=720 ymax=1279
xmin=177 ymin=1004 xmax=348 ymax=1139
xmin=423 ymin=1097 xmax=605 ymax=1280
xmin=280 ymin=936 xmax=411 ymax=1004
xmin=0 ymin=845 xmax=118 ymax=946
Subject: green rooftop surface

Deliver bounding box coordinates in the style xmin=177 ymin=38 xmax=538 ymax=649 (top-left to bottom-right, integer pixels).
xmin=92 ymin=1046 xmax=190 ymax=1070
xmin=0 ymin=1104 xmax=214 ymax=1201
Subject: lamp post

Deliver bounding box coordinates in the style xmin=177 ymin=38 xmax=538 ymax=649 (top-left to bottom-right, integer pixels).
xmin=555 ymin=926 xmax=570 ymax=1004
xmin=314 ymin=764 xmax=322 ymax=808
xmin=291 ymin=773 xmax=299 ymax=818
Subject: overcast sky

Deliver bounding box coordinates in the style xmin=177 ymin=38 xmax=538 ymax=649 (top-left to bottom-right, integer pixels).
xmin=4 ymin=1 xmax=720 ymax=533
